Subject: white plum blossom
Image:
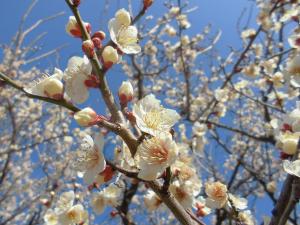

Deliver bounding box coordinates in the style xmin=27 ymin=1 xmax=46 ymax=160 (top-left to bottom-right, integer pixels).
xmin=133 ymin=94 xmax=180 ymax=136
xmin=115 ymin=8 xmax=131 ymax=27
xmin=285 ymin=53 xmax=300 ymax=87
xmin=169 ymin=180 xmax=195 ymax=209
xmin=144 ymin=190 xmax=162 ymax=211
xmin=283 ymin=160 xmax=300 ymax=178
xmin=54 ymin=191 xmax=88 ymax=225
xmin=238 ymin=210 xmax=255 ymax=225
xmin=270 ymin=103 xmax=300 ymax=155
xmin=205 ymin=181 xmax=228 ymax=209
xmin=205 ymin=181 xmax=248 ymax=210
xmin=271 ymin=102 xmax=300 ymax=135
xmin=116 ymin=142 xmax=136 ymax=170
xmin=44 ymin=209 xmax=58 ymax=225
xmin=276 ymin=132 xmax=300 ymax=155
xmin=64 ymin=56 xmax=92 ymax=104
xmin=171 ymin=160 xmax=202 ymax=194
xmin=91 ymin=192 xmax=106 ymax=215
xmin=91 ymin=184 xmax=122 ymax=214
xmin=134 ymin=133 xmax=178 ymax=181
xmin=73 ymin=134 xmax=106 ymax=184
xmin=25 ymin=68 xmax=64 ymax=99
xmin=108 ymin=9 xmax=141 ymax=54
xmin=228 ymin=193 xmax=248 ymax=210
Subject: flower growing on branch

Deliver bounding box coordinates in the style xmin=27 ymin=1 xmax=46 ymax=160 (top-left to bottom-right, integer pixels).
xmin=276 ymin=132 xmax=300 ymax=155
xmin=285 ymin=53 xmax=300 ymax=87
xmin=53 ymin=191 xmax=88 ymax=225
xmin=109 ymin=9 xmax=141 ymax=54
xmin=73 ymin=134 xmax=106 ymax=184
xmin=118 ymin=81 xmax=134 ymax=105
xmin=44 ymin=209 xmax=58 ymax=225
xmin=283 ymin=160 xmax=300 ymax=178
xmin=82 ymin=40 xmax=95 ymax=58
xmin=66 ymin=16 xmax=91 ymax=38
xmin=74 ymin=107 xmax=101 ymax=127
xmin=64 ymin=56 xmax=94 ymax=104
xmin=205 ymin=181 xmax=228 ymax=209
xmin=133 ymin=94 xmax=180 ymax=136
xmin=271 ymin=102 xmax=300 ymax=155
xmin=25 ymin=68 xmax=64 ymax=99
xmin=102 ymin=46 xmax=119 ymax=68
xmin=91 ymin=184 xmax=122 ymax=214
xmin=144 ymin=190 xmax=162 ymax=211
xmin=134 ymin=133 xmax=178 ymax=181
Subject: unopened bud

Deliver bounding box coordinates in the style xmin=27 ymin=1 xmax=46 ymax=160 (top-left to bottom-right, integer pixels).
xmin=82 ymin=40 xmax=95 ymax=57
xmin=125 ymin=111 xmax=136 ymax=123
xmin=74 ymin=107 xmax=99 ymax=126
xmin=66 ymin=16 xmax=91 ymax=38
xmin=72 ymin=0 xmax=80 ymax=7
xmin=43 ymin=78 xmax=64 ymax=100
xmin=118 ymin=81 xmax=133 ymax=105
xmin=102 ymin=46 xmax=119 ymax=68
xmin=143 ymin=0 xmax=153 ymax=10
xmin=110 ymin=211 xmax=118 ymax=217
xmin=84 ymin=74 xmax=100 ymax=88
xmin=115 ymin=8 xmax=131 ymax=26
xmin=92 ymin=31 xmax=106 ymax=40
xmin=169 ymin=7 xmax=180 ymax=15
xmin=92 ymin=37 xmax=102 ymax=49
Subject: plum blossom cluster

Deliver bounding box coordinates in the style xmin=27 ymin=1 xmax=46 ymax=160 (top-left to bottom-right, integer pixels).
xmin=44 ymin=191 xmax=88 ymax=225
xmin=271 ymin=102 xmax=300 ymax=157
xmin=132 ymin=94 xmax=180 ymax=180
xmin=204 ymin=181 xmax=253 ymax=223
xmin=26 ymin=8 xmax=141 ymax=125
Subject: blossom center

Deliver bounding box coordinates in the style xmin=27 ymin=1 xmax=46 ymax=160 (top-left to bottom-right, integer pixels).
xmin=144 ymin=110 xmax=162 ymax=130
xmin=212 ymin=186 xmax=227 ymax=200
xmin=117 ymin=26 xmax=138 ymax=46
xmin=141 ymin=138 xmax=169 ymax=165
xmin=67 ymin=209 xmax=77 ymax=221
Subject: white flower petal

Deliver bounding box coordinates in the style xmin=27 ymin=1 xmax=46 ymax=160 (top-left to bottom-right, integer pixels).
xmin=94 ymin=133 xmax=104 ymax=152
xmin=137 ymin=164 xmax=161 ymax=181
xmin=205 ymin=198 xmax=224 ymax=209
xmin=283 ymin=160 xmax=300 ymax=177
xmin=228 ymin=193 xmax=248 ymax=210
xmin=55 ymin=191 xmax=75 ymax=215
xmin=65 ymin=75 xmax=89 ymax=104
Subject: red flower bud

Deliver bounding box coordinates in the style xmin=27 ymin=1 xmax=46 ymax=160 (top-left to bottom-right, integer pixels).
xmin=84 ymin=74 xmax=100 ymax=88
xmin=143 ymin=0 xmax=153 ymax=10
xmin=110 ymin=211 xmax=118 ymax=217
xmin=281 ymin=123 xmax=293 ymax=132
xmin=92 ymin=37 xmax=102 ymax=49
xmin=280 ymin=151 xmax=291 ymax=160
xmin=82 ymin=40 xmax=95 ymax=58
xmin=92 ymin=31 xmax=106 ymax=41
xmin=72 ymin=0 xmax=80 ymax=7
